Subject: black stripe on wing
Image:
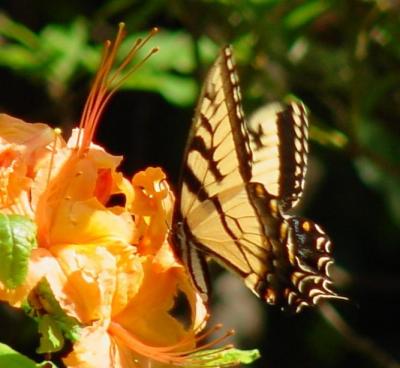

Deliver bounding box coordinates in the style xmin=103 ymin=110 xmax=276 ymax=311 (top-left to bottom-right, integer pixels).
xmin=217 ymin=47 xmax=253 ymax=182
xmin=276 ymin=103 xmax=309 ymax=210
xmin=177 ymin=46 xmax=253 ymax=217
xmin=171 ymin=46 xmax=254 ymax=302
xmin=248 ymin=102 xmax=309 ymax=211
xmin=248 ymin=183 xmax=346 ymax=312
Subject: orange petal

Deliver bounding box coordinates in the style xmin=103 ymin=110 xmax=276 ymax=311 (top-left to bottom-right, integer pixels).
xmin=0 ymin=114 xmax=55 ymax=151
xmin=49 ymin=242 xmax=142 ymax=323
xmin=63 ymin=323 xmax=139 ymax=368
xmin=112 ymin=254 xmax=195 ymax=349
xmin=131 ymin=167 xmax=174 ymax=255
xmin=0 ymin=114 xmax=58 ymax=215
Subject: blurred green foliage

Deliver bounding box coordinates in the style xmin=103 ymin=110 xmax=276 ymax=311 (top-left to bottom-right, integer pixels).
xmin=0 ymin=342 xmax=39 ymax=368
xmin=0 ymin=1 xmax=399 ymax=367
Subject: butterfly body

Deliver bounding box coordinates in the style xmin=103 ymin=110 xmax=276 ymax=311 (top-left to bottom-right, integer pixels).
xmin=170 ymin=46 xmax=343 ymax=312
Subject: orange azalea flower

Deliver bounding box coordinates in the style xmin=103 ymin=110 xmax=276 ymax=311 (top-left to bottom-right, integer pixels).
xmin=0 ymin=24 xmax=236 ymax=368
xmin=0 ymin=114 xmax=57 ymax=217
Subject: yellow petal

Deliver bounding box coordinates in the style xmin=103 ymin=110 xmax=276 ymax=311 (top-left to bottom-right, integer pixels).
xmin=50 ymin=197 xmax=134 ymax=246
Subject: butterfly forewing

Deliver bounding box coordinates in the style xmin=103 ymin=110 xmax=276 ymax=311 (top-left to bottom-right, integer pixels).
xmin=179 ymin=47 xmax=253 ymax=219
xmin=174 ymin=46 xmax=266 ymax=302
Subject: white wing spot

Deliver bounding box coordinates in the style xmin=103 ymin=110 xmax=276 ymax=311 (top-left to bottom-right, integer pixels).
xmin=315 ymin=237 xmax=325 ymax=250
xmin=295 ymin=151 xmax=302 ymax=164
xmin=293 ymin=114 xmax=302 ymax=127
xmin=233 ymin=88 xmax=240 ymax=103
xmin=314 ymin=223 xmax=324 ymax=234
xmin=294 ymin=125 xmax=302 ymax=139
xmin=294 ymin=138 xmax=302 ymax=152
xmin=292 ymin=103 xmax=301 ymax=116
xmin=236 ymin=105 xmax=243 ymax=119
xmin=325 ymin=240 xmax=332 ymax=252
xmin=237 ymin=89 xmax=242 ymax=101
xmin=226 ymin=58 xmax=234 ymax=71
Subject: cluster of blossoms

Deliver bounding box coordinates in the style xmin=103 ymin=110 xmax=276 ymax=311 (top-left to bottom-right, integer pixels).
xmin=0 ymin=25 xmax=258 ymax=367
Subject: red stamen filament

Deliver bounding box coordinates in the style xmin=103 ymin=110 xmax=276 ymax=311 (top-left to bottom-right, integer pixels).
xmin=108 ymin=321 xmax=235 ymax=367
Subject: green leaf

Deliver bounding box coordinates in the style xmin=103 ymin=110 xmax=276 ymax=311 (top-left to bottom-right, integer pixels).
xmin=0 ymin=13 xmax=39 ymax=48
xmin=123 ymin=70 xmax=198 ymax=106
xmin=0 ymin=44 xmax=39 ymax=69
xmin=156 ymin=74 xmax=197 ymax=106
xmin=34 ymin=280 xmax=81 ymax=346
xmin=0 ymin=342 xmax=37 ymax=368
xmin=355 ymin=157 xmax=400 ymax=227
xmin=0 ymin=214 xmax=37 ymax=289
xmin=40 ymin=19 xmax=89 ymax=86
xmin=111 ymin=31 xmax=218 ymax=106
xmin=220 ymin=349 xmax=261 ymax=365
xmin=310 ymin=124 xmax=349 ymax=149
xmin=37 ymin=315 xmax=64 ymax=354
xmin=354 ymin=118 xmax=400 ymax=226
xmin=357 ymin=118 xmax=400 ymax=164
xmin=190 ymin=348 xmax=261 ymax=366
xmin=0 ymin=16 xmax=91 ymax=93
xmin=285 ymin=1 xmax=330 ymax=29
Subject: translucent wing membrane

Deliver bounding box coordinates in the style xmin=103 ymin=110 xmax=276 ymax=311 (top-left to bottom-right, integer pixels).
xmin=185 ymin=184 xmax=274 ymax=288
xmin=170 ymin=46 xmax=344 ymax=312
xmin=248 ymin=102 xmax=309 ymax=211
xmin=179 ymin=47 xmax=253 ymax=219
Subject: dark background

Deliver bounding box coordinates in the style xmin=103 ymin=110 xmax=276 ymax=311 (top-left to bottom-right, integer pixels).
xmin=0 ymin=1 xmax=400 ymax=367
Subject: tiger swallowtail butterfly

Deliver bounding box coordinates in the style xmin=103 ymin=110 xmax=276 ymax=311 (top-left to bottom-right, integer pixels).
xmin=169 ymin=46 xmax=344 ymax=312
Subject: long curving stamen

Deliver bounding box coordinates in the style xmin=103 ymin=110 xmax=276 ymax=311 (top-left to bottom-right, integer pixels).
xmin=35 ymin=24 xmax=158 ymax=247
xmin=108 ymin=321 xmax=236 ymax=367
xmin=76 ymin=23 xmax=159 ymax=155
xmin=107 ymin=27 xmax=158 ymax=90
xmin=77 ymin=24 xmax=127 ymax=146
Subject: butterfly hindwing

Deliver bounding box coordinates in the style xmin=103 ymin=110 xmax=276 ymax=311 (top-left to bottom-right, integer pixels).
xmin=248 ymin=102 xmax=309 ymax=211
